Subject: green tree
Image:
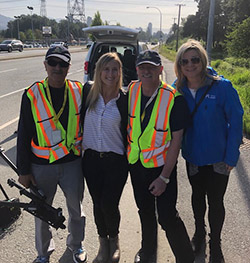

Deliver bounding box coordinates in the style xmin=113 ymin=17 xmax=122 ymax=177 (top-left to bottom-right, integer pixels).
xmin=19 ymin=32 xmax=26 ymax=42
xmin=221 ymin=0 xmax=250 ymax=27
xmin=182 ymin=0 xmax=226 ymax=44
xmin=226 ymin=17 xmax=250 ymax=58
xmin=91 ymin=11 xmax=103 ymax=26
xmin=1 ymin=14 xmax=88 ymax=42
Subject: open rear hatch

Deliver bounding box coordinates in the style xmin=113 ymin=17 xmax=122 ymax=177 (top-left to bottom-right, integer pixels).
xmin=82 ymin=25 xmax=140 ymax=43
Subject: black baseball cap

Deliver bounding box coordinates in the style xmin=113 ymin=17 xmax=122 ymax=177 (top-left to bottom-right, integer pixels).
xmin=136 ymin=50 xmax=162 ymax=67
xmin=45 ymin=46 xmax=71 ymax=64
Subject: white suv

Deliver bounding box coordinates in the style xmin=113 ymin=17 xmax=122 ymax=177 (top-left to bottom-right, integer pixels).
xmin=50 ymin=42 xmax=68 ymax=48
xmin=82 ymin=25 xmax=148 ymax=87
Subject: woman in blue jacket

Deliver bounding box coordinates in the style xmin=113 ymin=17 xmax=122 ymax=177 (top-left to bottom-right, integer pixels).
xmin=173 ymin=39 xmax=243 ymax=263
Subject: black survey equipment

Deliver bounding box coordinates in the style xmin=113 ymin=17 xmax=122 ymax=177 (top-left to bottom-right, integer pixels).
xmin=0 ymin=146 xmax=66 ymax=230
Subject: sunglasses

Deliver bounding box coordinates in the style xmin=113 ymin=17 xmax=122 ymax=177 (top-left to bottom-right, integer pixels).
xmin=179 ymin=57 xmax=201 ymax=66
xmin=47 ymin=59 xmax=69 ymax=68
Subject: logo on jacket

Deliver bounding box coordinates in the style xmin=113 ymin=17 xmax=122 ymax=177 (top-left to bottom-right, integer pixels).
xmin=205 ymin=94 xmax=216 ymax=99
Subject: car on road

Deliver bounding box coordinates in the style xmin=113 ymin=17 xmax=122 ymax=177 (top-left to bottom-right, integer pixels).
xmin=0 ymin=39 xmax=23 ymax=52
xmin=50 ymin=41 xmax=68 ymax=49
xmin=82 ymin=25 xmax=148 ymax=87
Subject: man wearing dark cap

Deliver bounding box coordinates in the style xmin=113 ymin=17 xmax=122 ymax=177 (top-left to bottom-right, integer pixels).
xmin=17 ymin=46 xmax=87 ymax=263
xmin=127 ymin=50 xmax=194 ymax=263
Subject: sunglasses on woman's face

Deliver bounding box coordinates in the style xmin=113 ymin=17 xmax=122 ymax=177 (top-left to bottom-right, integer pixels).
xmin=179 ymin=57 xmax=201 ymax=66
xmin=47 ymin=59 xmax=69 ymax=68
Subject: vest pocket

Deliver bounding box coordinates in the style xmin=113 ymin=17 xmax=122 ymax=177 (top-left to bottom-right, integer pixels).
xmin=128 ymin=114 xmax=135 ymax=143
xmin=153 ymin=127 xmax=168 ymax=147
xmin=154 ymin=127 xmax=168 ymax=132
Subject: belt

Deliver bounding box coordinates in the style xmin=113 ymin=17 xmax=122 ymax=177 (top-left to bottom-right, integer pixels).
xmin=85 ymin=149 xmax=124 ymax=159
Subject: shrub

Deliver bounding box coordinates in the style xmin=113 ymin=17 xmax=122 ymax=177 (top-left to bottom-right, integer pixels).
xmin=212 ymin=60 xmax=250 ymax=135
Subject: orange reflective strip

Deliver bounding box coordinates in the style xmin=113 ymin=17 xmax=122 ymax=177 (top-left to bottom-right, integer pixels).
xmin=68 ymin=81 xmax=79 ymax=112
xmin=151 ymin=89 xmax=164 ymax=147
xmin=37 ymin=83 xmax=56 ymax=130
xmin=162 ymin=92 xmax=173 ymax=145
xmin=153 ymin=156 xmax=158 ymax=167
xmin=162 ymin=150 xmax=167 ymax=161
xmin=28 ymin=88 xmax=51 ymax=146
xmin=31 ymin=140 xmax=50 ymax=159
xmin=51 ymin=149 xmax=59 ymax=160
xmin=33 ymin=152 xmax=49 ymax=159
xmin=130 ymin=83 xmax=140 ymax=135
xmin=74 ymin=81 xmax=82 ymax=97
xmin=68 ymin=81 xmax=80 ymax=138
xmin=127 ymin=82 xmax=140 ymax=159
xmin=132 ymin=83 xmax=141 ymax=116
xmin=58 ymin=142 xmax=69 ymax=155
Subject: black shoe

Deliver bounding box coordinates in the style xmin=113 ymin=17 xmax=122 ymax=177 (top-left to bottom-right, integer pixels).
xmin=134 ymin=249 xmax=156 ymax=263
xmin=209 ymin=241 xmax=225 ymax=263
xmin=191 ymin=232 xmax=206 ymax=254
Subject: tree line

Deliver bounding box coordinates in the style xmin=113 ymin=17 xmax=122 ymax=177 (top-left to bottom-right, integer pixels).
xmin=167 ymin=0 xmax=250 ymax=59
xmin=0 ymin=14 xmax=87 ymax=43
xmin=0 ymin=11 xmax=165 ymax=45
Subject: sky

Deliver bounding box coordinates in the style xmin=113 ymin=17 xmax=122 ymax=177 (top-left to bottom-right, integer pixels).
xmin=0 ymin=0 xmax=198 ymax=32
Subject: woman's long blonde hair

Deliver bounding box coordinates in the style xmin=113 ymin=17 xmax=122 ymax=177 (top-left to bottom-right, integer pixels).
xmin=87 ymin=52 xmax=123 ymax=110
xmin=174 ymin=39 xmax=218 ymax=92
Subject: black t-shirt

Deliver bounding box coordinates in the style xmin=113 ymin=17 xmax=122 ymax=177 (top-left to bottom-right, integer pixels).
xmin=140 ymin=91 xmax=190 ymax=133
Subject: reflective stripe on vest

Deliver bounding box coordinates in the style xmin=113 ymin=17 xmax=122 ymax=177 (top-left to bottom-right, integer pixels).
xmin=127 ymin=80 xmax=180 ymax=168
xmin=27 ymin=79 xmax=82 ymax=163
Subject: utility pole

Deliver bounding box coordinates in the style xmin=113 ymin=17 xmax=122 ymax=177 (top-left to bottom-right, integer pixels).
xmin=27 ymin=6 xmax=34 ymax=44
xmin=175 ymin=4 xmax=185 ymax=51
xmin=65 ymin=16 xmax=70 ymax=43
xmin=206 ymin=0 xmax=215 ymax=64
xmin=14 ymin=16 xmax=21 ymax=39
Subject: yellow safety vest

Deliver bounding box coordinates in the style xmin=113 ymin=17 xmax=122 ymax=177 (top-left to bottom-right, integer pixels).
xmin=127 ymin=80 xmax=180 ymax=168
xmin=27 ymin=79 xmax=83 ymax=163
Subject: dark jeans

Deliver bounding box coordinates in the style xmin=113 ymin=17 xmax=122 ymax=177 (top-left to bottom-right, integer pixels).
xmin=130 ymin=161 xmax=194 ymax=263
xmin=82 ymin=149 xmax=128 ymax=238
xmin=186 ymin=163 xmax=229 ymax=242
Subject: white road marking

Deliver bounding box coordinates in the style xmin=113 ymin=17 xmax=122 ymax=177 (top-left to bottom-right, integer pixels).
xmin=0 ymin=68 xmax=17 ymax=74
xmin=68 ymin=68 xmax=84 ymax=76
xmin=0 ymin=117 xmax=19 ymax=131
xmin=0 ymin=88 xmax=25 ymax=99
xmin=0 ymin=68 xmax=84 ymax=99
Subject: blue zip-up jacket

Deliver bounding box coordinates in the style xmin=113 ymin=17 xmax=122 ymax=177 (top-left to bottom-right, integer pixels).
xmin=173 ymin=70 xmax=243 ymax=167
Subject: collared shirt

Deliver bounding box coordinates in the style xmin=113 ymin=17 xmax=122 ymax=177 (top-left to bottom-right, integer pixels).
xmin=82 ymin=93 xmax=125 ymax=155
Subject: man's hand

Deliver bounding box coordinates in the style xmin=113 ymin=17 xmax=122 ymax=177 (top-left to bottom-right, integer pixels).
xmin=149 ymin=177 xmax=167 ymax=197
xmin=18 ymin=174 xmax=36 ymax=188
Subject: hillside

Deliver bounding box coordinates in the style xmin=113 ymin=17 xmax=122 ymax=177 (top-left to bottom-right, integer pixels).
xmin=0 ymin=14 xmax=12 ymax=30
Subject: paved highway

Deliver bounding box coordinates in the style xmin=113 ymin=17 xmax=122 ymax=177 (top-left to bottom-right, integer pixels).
xmin=0 ymin=49 xmax=249 ymax=263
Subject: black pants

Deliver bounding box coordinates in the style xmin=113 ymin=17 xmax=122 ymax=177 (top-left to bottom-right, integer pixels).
xmin=82 ymin=149 xmax=128 ymax=238
xmin=130 ymin=161 xmax=194 ymax=263
xmin=186 ymin=163 xmax=229 ymax=242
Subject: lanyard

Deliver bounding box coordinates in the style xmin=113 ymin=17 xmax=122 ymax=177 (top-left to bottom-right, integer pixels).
xmin=141 ymin=83 xmax=161 ymax=122
xmin=44 ymin=79 xmax=68 ymax=124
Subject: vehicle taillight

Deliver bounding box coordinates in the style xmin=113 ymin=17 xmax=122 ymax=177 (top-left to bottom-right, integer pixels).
xmin=84 ymin=61 xmax=89 ymax=74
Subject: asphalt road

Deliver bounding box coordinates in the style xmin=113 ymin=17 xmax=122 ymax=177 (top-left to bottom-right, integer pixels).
xmin=0 ymin=48 xmax=250 ymax=263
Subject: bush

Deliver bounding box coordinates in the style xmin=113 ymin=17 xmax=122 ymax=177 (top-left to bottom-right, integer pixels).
xmin=212 ymin=60 xmax=250 ymax=135
xmin=159 ymin=45 xmax=176 ymax=62
xmin=225 ymin=57 xmax=250 ymax=69
xmin=226 ymin=17 xmax=250 ymax=58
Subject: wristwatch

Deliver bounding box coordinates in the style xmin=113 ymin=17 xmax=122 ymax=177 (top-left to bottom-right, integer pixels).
xmin=159 ymin=175 xmax=170 ymax=184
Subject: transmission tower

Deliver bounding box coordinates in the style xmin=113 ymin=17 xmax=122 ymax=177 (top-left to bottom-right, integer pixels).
xmin=67 ymin=0 xmax=86 ymax=23
xmin=40 ymin=0 xmax=47 ymax=17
